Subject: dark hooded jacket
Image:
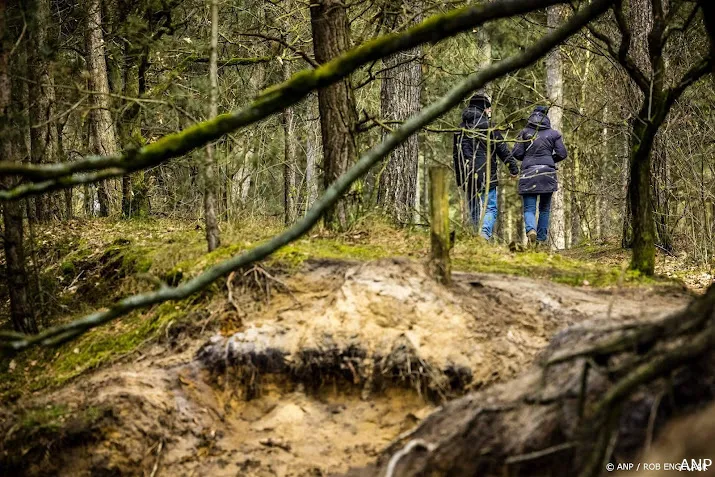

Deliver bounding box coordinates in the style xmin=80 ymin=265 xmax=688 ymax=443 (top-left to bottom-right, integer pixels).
xmin=512 ymin=108 xmax=568 ymax=195
xmin=453 ymin=106 xmax=518 ymax=191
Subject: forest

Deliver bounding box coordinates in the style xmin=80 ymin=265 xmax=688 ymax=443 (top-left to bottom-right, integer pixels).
xmin=0 ymin=0 xmax=714 ymax=475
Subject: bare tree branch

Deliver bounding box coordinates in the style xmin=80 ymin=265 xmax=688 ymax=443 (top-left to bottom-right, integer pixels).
xmin=664 ymin=54 xmax=714 ymax=112
xmin=0 ymin=0 xmax=577 ymax=195
xmin=0 ymin=0 xmax=613 ymax=352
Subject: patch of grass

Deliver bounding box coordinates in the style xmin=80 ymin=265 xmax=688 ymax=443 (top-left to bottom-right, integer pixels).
xmin=50 ymin=296 xmax=203 ymax=386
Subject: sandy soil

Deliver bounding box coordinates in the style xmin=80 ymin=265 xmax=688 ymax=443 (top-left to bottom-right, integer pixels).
xmin=0 ymin=258 xmax=690 ymax=477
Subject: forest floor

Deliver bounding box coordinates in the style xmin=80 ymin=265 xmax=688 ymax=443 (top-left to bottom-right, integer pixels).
xmin=0 ymin=218 xmax=711 ymax=476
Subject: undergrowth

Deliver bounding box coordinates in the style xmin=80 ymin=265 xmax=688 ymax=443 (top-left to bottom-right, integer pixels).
xmin=0 ymin=216 xmax=688 ymax=401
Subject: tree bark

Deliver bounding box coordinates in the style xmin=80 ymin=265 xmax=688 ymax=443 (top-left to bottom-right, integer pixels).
xmin=546 ymin=5 xmax=566 ymax=249
xmin=119 ymin=36 xmax=150 ymax=219
xmin=377 ymin=0 xmax=422 ymax=225
xmin=630 ymin=116 xmax=657 ymax=275
xmin=1 ymin=4 xmax=37 ymax=334
xmin=85 ymin=0 xmax=118 ymax=217
xmin=310 ymin=0 xmax=358 ymax=231
xmin=281 ymin=50 xmax=298 ymax=224
xmin=622 ymin=0 xmax=653 ymax=249
xmin=596 ymin=105 xmax=608 ymax=240
xmin=204 ymin=0 xmax=221 ymax=251
xmin=57 ymin=120 xmax=73 ymax=219
xmin=305 ymin=115 xmax=320 ymax=213
xmin=27 ymin=0 xmax=58 ymax=222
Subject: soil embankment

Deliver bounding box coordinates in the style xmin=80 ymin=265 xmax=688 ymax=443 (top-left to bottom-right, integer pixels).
xmin=0 ymin=258 xmax=689 ymax=476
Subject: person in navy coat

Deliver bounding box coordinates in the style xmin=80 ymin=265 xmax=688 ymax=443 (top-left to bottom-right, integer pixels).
xmin=511 ymin=105 xmax=568 ymax=247
xmin=453 ymin=93 xmax=519 ymax=239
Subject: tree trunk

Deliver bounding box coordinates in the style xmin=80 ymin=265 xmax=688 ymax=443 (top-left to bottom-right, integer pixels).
xmin=546 ymin=5 xmax=566 ymax=249
xmin=27 ymin=0 xmax=58 ymax=222
xmin=570 ymin=35 xmax=591 ymax=245
xmin=310 ymin=0 xmax=357 ymax=231
xmin=621 ymin=127 xmax=632 ymax=247
xmin=652 ymin=132 xmax=672 ymax=251
xmin=630 ymin=116 xmax=657 ymax=275
xmin=1 ymin=6 xmax=37 ymax=334
xmin=622 ymin=0 xmax=653 ymax=249
xmin=57 ymin=121 xmax=73 ymax=219
xmin=305 ymin=116 xmax=320 ymax=213
xmin=376 ymin=0 xmax=421 ymax=225
xmin=85 ymin=0 xmax=117 ymax=217
xmin=282 ymin=55 xmax=297 ymax=225
xmin=120 ymin=42 xmax=150 ymax=219
xmin=596 ymin=105 xmax=609 ymax=240
xmin=203 ymin=0 xmax=221 ymax=251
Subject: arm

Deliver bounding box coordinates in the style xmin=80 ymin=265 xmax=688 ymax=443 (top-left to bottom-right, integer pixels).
xmin=511 ymin=132 xmax=525 ymax=161
xmin=461 ymin=131 xmax=474 ymax=165
xmin=492 ymin=130 xmax=519 ymax=175
xmin=553 ymin=132 xmax=567 ymax=162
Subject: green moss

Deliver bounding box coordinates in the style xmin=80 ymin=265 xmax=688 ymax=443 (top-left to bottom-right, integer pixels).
xmin=50 ymin=297 xmax=197 ymax=385
xmin=60 ymin=260 xmax=77 ymax=276
xmin=121 ymin=248 xmax=153 ymax=274
xmin=20 ymin=405 xmax=69 ymax=432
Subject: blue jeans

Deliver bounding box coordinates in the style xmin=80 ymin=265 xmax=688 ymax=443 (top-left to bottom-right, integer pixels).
xmin=523 ymin=193 xmax=552 ymax=242
xmin=468 ymin=186 xmax=498 ymax=240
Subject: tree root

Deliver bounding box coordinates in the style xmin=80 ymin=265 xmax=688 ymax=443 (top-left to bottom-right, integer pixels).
xmin=343 ymin=284 xmax=715 ymax=477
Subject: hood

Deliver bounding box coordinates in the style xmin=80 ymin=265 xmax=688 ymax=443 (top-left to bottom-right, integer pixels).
xmin=462 ymin=106 xmax=489 ymax=129
xmin=526 ymin=110 xmax=551 ymax=130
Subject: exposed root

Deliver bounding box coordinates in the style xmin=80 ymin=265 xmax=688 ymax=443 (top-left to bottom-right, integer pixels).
xmin=344 ymin=284 xmax=715 ymax=477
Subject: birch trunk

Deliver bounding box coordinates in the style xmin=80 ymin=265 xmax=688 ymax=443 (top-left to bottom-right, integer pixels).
xmin=203 ymin=0 xmax=220 ymax=251
xmin=305 ymin=113 xmax=320 ymax=213
xmin=281 ymin=54 xmax=297 ymax=224
xmin=546 ymin=5 xmax=566 ymax=249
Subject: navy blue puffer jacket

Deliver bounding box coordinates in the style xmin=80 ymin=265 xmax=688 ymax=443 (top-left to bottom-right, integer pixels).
xmin=512 ymin=108 xmax=568 ymax=195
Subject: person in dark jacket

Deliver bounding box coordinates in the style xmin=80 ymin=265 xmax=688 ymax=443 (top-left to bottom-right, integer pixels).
xmin=512 ymin=105 xmax=568 ymax=247
xmin=453 ymin=93 xmax=519 ymax=239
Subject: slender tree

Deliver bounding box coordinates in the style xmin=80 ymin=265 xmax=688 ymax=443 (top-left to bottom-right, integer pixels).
xmin=85 ymin=0 xmax=118 ymax=217
xmin=26 ymin=0 xmax=58 ymax=222
xmin=280 ymin=7 xmax=298 ymax=225
xmin=1 ymin=4 xmax=37 ymax=334
xmin=547 ymin=5 xmax=566 ymax=249
xmin=204 ymin=0 xmax=221 ymax=250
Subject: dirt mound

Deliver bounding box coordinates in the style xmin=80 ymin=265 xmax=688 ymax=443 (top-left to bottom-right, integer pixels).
xmin=0 ymin=258 xmax=690 ymax=477
xmin=199 ymin=258 xmax=684 ymax=401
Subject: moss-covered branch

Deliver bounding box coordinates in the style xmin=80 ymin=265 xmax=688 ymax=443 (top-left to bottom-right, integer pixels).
xmin=0 ymin=0 xmax=612 ymax=351
xmin=0 ymin=0 xmax=572 ymax=198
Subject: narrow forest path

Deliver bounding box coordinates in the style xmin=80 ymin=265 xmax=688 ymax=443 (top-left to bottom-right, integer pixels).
xmin=0 ymin=257 xmax=690 ymax=477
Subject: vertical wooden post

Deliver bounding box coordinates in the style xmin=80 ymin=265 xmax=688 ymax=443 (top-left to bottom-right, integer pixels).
xmin=429 ymin=166 xmax=451 ymax=284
